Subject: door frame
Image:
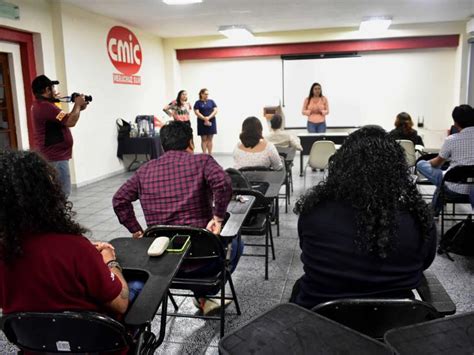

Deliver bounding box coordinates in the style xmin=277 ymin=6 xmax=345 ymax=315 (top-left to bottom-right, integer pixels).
xmin=0 ymin=27 xmax=37 ymax=147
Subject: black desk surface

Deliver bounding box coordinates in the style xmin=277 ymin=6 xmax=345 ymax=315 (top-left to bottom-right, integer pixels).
xmin=242 ymin=170 xmax=286 ymax=199
xmin=110 ymin=237 xmax=188 ymax=326
xmin=276 ymin=146 xmax=296 ymax=162
xmin=384 ymin=311 xmax=474 ymax=355
xmin=117 ymin=136 xmax=163 ymax=160
xmin=219 ymin=303 xmax=391 ymax=355
xmin=221 ymin=196 xmax=255 ymax=238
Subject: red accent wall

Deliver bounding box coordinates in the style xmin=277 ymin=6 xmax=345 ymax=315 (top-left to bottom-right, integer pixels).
xmin=0 ymin=26 xmax=37 ymax=147
xmin=177 ymin=35 xmax=459 ymax=61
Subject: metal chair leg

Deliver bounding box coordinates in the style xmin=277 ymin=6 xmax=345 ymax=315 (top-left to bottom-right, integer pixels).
xmin=227 ymin=270 xmax=241 ymax=315
xmin=168 ymin=291 xmax=179 ymax=311
xmin=265 ymin=223 xmax=269 ymax=280
xmin=268 ymin=218 xmax=275 ymax=260
xmin=220 ymin=266 xmax=227 ymax=338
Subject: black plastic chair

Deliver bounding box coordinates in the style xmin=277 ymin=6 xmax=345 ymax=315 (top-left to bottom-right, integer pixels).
xmin=439 ymin=165 xmax=474 ymax=237
xmin=1 ymin=311 xmax=139 ymax=354
xmin=143 ymin=225 xmax=241 ymax=338
xmin=233 ymin=188 xmax=275 ymax=280
xmin=312 ymin=298 xmax=441 ymax=340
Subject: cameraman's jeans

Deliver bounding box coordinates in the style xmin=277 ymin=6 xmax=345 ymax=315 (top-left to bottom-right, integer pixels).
xmin=416 ymin=160 xmax=468 ymax=215
xmin=50 ymin=160 xmax=71 ymax=197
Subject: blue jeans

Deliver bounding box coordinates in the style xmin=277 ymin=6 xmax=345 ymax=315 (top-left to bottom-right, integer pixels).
xmin=307 ymin=121 xmax=326 ymax=133
xmin=128 ymin=281 xmax=144 ymax=302
xmin=416 ymin=160 xmax=467 ymax=214
xmin=50 ymin=160 xmax=71 ymax=197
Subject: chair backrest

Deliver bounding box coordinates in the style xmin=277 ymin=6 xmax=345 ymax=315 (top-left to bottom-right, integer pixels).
xmin=226 ymin=168 xmax=251 ymax=189
xmin=312 ymin=298 xmax=441 ymax=340
xmin=397 ymin=139 xmax=416 ymax=168
xmin=442 ymin=165 xmax=474 ymax=184
xmin=308 ymin=141 xmax=336 ymax=169
xmin=239 ymin=165 xmax=271 ymax=172
xmin=144 ymin=225 xmax=226 ymax=263
xmin=2 ymin=311 xmax=130 ymax=353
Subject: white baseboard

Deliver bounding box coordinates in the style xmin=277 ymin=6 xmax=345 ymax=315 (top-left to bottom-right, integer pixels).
xmin=72 ymin=168 xmax=125 ymax=189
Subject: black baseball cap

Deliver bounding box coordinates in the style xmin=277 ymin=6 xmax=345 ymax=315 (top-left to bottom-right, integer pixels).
xmin=31 ymin=75 xmax=59 ymax=95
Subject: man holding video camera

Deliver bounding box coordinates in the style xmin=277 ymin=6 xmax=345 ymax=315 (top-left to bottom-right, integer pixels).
xmin=31 ymin=75 xmax=88 ymax=196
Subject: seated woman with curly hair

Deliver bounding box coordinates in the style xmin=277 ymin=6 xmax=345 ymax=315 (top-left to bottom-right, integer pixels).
xmin=0 ymin=150 xmax=129 ymax=318
xmin=291 ymin=126 xmax=436 ymax=308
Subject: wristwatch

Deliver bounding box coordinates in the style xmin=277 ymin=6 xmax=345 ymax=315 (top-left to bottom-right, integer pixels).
xmin=107 ymin=260 xmax=123 ymax=272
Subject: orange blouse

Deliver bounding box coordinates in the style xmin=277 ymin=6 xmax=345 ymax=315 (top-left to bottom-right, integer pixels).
xmin=302 ymin=96 xmax=329 ymax=124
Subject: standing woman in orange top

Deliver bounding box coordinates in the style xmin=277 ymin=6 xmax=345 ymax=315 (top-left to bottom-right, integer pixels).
xmin=302 ymin=83 xmax=329 ymax=133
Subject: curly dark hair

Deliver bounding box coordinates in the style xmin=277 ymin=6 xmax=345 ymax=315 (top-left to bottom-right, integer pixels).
xmin=294 ymin=125 xmax=433 ymax=259
xmin=0 ymin=150 xmax=86 ymax=263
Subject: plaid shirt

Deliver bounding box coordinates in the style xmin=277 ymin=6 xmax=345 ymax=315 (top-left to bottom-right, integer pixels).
xmin=439 ymin=126 xmax=474 ymax=194
xmin=113 ymin=151 xmax=232 ymax=233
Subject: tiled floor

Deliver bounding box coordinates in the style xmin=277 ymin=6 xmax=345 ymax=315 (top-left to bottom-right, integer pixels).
xmin=1 ymin=154 xmax=473 ymax=354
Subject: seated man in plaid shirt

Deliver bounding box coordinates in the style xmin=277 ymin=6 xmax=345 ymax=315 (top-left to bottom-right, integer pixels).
xmin=113 ymin=120 xmax=242 ymax=314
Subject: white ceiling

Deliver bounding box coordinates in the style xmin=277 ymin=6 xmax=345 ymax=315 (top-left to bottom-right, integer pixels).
xmin=58 ymin=0 xmax=474 ymax=38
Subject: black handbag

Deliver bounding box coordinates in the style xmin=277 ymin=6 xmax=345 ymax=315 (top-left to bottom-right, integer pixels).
xmin=116 ymin=118 xmax=131 ymax=139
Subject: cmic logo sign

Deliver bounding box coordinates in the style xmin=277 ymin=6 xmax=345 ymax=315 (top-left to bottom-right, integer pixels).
xmin=107 ymin=26 xmax=142 ymax=85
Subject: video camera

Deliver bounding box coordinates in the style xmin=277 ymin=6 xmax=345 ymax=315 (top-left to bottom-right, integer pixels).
xmin=58 ymin=92 xmax=93 ymax=103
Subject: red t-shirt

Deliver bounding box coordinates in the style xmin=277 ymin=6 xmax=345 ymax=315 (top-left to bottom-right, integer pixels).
xmin=32 ymin=100 xmax=74 ymax=161
xmin=0 ymin=233 xmax=122 ymax=315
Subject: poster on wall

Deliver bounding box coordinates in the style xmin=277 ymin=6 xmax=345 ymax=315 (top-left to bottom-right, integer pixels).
xmin=106 ymin=26 xmax=142 ymax=85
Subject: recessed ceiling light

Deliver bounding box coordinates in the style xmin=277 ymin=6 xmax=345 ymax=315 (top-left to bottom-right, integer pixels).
xmin=218 ymin=25 xmax=253 ymax=39
xmin=162 ymin=0 xmax=202 ymax=5
xmin=359 ymin=16 xmax=392 ymax=32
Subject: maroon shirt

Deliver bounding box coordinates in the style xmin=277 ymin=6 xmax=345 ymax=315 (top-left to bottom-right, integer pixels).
xmin=32 ymin=99 xmax=73 ymax=161
xmin=0 ymin=233 xmax=122 ymax=315
xmin=113 ymin=150 xmax=233 ymax=233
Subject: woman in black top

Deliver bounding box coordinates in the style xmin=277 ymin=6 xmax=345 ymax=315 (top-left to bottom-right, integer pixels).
xmin=291 ymin=126 xmax=436 ymax=309
xmin=389 ymin=112 xmax=424 ymax=146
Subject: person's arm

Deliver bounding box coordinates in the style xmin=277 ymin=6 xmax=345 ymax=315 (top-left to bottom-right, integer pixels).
xmin=302 ymin=98 xmax=311 ymax=116
xmin=96 ymin=245 xmax=129 ymax=315
xmin=268 ymin=142 xmax=284 ymax=170
xmin=290 ymin=134 xmax=303 ymax=151
xmin=321 ymin=97 xmax=329 ymax=116
xmin=203 ymin=157 xmax=233 ymax=234
xmin=112 ymin=173 xmax=143 ymax=236
xmin=207 ymin=101 xmax=218 ymax=119
xmin=430 ymin=139 xmax=451 ymax=168
xmin=163 ymin=101 xmax=174 ymax=117
xmin=65 ymin=94 xmax=87 ymax=127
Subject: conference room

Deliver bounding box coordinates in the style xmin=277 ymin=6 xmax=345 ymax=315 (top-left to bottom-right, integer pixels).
xmin=1 ymin=0 xmax=474 ymax=354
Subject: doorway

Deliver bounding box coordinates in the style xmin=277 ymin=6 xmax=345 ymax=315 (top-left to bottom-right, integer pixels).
xmin=0 ymin=52 xmax=17 ymax=149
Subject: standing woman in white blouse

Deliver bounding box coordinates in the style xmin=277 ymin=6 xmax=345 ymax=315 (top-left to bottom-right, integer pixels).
xmin=233 ymin=116 xmax=283 ymax=170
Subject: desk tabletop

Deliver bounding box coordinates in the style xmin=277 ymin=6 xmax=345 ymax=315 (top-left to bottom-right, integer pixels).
xmin=384 ymin=311 xmax=474 ymax=355
xmin=221 ymin=196 xmax=255 ymax=238
xmin=242 ymin=170 xmax=286 ymax=199
xmin=219 ymin=303 xmax=391 ymax=355
xmin=276 ymin=146 xmax=296 ymax=162
xmin=111 ymin=237 xmax=188 ymax=326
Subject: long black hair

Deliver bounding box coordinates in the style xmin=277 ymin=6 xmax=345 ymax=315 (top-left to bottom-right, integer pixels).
xmin=0 ymin=150 xmax=86 ymax=264
xmin=294 ymin=126 xmax=433 ymax=258
xmin=176 ymin=90 xmax=187 ymax=107
xmin=308 ymin=82 xmax=323 ymax=101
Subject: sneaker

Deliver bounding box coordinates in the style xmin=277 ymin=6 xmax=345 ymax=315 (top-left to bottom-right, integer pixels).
xmin=195 ymin=298 xmax=232 ymax=316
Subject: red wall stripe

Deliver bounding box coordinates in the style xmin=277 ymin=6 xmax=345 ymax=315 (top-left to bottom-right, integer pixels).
xmin=176 ymin=35 xmax=459 ymax=61
xmin=0 ymin=26 xmax=37 ymax=147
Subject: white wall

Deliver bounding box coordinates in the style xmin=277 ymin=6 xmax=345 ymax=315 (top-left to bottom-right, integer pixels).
xmin=180 ymin=57 xmax=282 ymax=152
xmin=165 ymin=21 xmax=470 ymax=152
xmin=57 ymin=4 xmax=167 ymax=186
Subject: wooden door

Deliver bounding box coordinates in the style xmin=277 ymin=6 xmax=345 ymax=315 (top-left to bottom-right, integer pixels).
xmin=0 ymin=53 xmax=17 ymax=149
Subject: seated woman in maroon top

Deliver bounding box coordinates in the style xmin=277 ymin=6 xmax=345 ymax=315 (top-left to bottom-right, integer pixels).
xmin=291 ymin=126 xmax=436 ymax=309
xmin=0 ymin=151 xmax=129 ymax=318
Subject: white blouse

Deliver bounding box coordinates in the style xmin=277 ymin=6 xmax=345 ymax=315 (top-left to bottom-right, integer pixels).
xmin=233 ymin=141 xmax=283 ymax=170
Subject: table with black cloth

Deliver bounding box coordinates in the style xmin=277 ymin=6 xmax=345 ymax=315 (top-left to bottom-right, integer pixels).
xmin=384 ymin=311 xmax=474 ymax=355
xmin=241 ymin=169 xmax=286 ymax=236
xmin=110 ymin=237 xmax=189 ymax=350
xmin=219 ymin=303 xmax=391 ymax=355
xmin=297 ymin=132 xmax=349 ymax=176
xmin=117 ymin=136 xmax=164 ymax=171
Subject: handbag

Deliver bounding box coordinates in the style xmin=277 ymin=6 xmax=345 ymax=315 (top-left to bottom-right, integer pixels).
xmin=116 ymin=118 xmax=131 ymax=139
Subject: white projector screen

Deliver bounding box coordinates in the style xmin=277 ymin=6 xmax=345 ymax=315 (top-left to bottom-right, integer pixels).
xmin=282 ymin=56 xmax=363 ymax=128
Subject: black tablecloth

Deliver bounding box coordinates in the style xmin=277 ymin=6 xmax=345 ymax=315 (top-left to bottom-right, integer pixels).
xmin=117 ymin=136 xmax=163 ymax=160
